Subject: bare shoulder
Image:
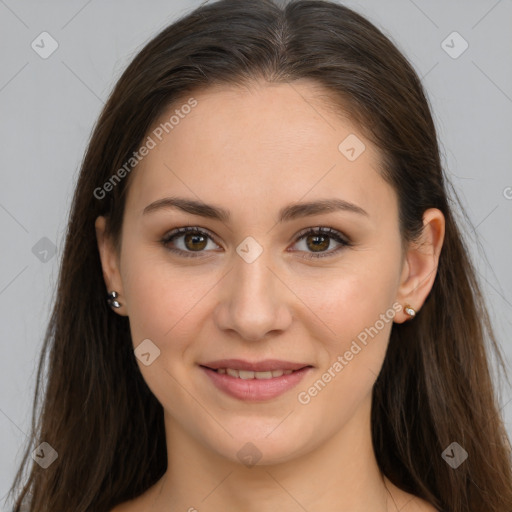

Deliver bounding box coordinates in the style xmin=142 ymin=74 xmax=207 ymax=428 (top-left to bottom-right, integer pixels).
xmin=110 ymin=498 xmax=148 ymax=512
xmin=109 ymin=500 xmax=134 ymax=512
xmin=109 ymin=478 xmax=164 ymax=512
xmin=385 ymin=479 xmax=438 ymax=512
xmin=109 ymin=491 xmax=152 ymax=512
xmin=399 ymin=496 xmax=439 ymax=512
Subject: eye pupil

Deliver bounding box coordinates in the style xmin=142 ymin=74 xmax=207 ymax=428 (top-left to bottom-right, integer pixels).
xmin=308 ymin=234 xmax=329 ymax=252
xmin=163 ymin=226 xmax=348 ymax=260
xmin=185 ymin=233 xmax=207 ymax=251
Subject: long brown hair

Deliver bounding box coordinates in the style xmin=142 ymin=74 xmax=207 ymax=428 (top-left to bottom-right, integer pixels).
xmin=8 ymin=1 xmax=512 ymax=510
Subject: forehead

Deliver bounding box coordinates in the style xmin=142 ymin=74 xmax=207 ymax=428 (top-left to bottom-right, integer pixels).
xmin=124 ymin=80 xmax=395 ymax=223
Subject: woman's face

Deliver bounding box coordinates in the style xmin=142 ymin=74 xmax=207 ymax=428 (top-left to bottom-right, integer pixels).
xmin=98 ymin=80 xmax=419 ymax=465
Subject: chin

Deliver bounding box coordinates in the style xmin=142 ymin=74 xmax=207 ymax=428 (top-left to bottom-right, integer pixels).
xmin=205 ymin=418 xmax=317 ymax=467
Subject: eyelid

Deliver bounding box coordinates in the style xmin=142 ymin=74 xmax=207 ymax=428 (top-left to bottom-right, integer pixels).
xmin=293 ymin=226 xmax=350 ymax=244
xmin=161 ymin=225 xmax=351 ymax=259
xmin=289 ymin=226 xmax=351 ymax=260
xmin=161 ymin=226 xmax=221 ymax=258
xmin=162 ymin=225 xmax=219 ymax=244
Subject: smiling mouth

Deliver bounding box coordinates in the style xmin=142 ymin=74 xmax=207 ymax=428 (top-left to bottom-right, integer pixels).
xmin=200 ymin=366 xmax=307 ymax=379
xmin=199 ymin=363 xmax=313 ymax=401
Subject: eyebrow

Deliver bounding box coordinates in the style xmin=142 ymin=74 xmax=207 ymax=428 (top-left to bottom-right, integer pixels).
xmin=142 ymin=196 xmax=368 ymax=223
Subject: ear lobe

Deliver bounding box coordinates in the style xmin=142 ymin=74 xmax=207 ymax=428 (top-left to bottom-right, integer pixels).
xmin=95 ymin=216 xmax=127 ymax=316
xmin=394 ymin=208 xmax=445 ymax=323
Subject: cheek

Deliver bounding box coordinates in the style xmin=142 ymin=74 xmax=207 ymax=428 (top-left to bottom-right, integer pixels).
xmin=295 ymin=273 xmax=397 ymax=429
xmin=305 ymin=276 xmax=395 ymax=383
xmin=300 ymin=250 xmax=401 ymax=343
xmin=121 ymin=248 xmax=217 ymax=348
xmin=297 ymin=243 xmax=402 ymax=398
xmin=120 ymin=251 xmax=218 ymax=409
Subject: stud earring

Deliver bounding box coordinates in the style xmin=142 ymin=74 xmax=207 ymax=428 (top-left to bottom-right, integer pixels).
xmin=107 ymin=291 xmax=121 ymax=309
xmin=404 ymin=304 xmax=416 ymax=319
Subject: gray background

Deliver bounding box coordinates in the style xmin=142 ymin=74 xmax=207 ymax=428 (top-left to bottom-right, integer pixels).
xmin=0 ymin=0 xmax=511 ymax=508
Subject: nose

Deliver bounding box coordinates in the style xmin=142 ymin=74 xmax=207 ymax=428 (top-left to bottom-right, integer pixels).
xmin=213 ymin=248 xmax=293 ymax=342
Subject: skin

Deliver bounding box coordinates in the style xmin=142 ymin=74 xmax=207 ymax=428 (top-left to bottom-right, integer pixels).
xmin=97 ymin=79 xmax=444 ymax=512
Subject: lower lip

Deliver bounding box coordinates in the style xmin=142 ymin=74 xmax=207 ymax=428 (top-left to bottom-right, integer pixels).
xmin=200 ymin=366 xmax=312 ymax=401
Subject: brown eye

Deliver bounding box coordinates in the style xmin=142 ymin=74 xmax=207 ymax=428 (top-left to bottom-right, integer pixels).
xmin=291 ymin=227 xmax=351 ymax=260
xmin=305 ymin=233 xmax=330 ymax=252
xmin=161 ymin=227 xmax=220 ymax=258
xmin=161 ymin=226 xmax=351 ymax=260
xmin=183 ymin=232 xmax=208 ymax=251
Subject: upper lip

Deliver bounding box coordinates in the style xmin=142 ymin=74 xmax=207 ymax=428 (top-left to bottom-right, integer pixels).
xmin=200 ymin=359 xmax=312 ymax=372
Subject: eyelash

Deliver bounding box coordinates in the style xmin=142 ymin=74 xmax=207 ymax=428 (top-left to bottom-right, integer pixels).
xmin=161 ymin=226 xmax=352 ymax=260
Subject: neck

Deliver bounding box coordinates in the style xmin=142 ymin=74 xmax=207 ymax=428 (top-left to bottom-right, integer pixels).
xmin=151 ymin=394 xmax=396 ymax=512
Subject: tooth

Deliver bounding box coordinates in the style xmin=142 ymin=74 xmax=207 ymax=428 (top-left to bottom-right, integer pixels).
xmin=255 ymin=371 xmax=273 ymax=379
xmin=220 ymin=368 xmax=295 ymax=379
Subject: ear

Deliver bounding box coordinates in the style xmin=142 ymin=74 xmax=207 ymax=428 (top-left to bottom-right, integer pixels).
xmin=95 ymin=216 xmax=128 ymax=316
xmin=394 ymin=208 xmax=445 ymax=323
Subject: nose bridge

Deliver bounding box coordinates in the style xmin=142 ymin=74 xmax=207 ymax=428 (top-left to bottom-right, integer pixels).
xmin=234 ymin=245 xmax=276 ymax=305
xmin=215 ymin=239 xmax=291 ymax=341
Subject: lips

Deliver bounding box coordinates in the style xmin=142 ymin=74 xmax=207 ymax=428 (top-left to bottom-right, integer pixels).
xmin=200 ymin=358 xmax=310 ymax=372
xmin=213 ymin=368 xmax=294 ymax=379
xmin=199 ymin=359 xmax=313 ymax=401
